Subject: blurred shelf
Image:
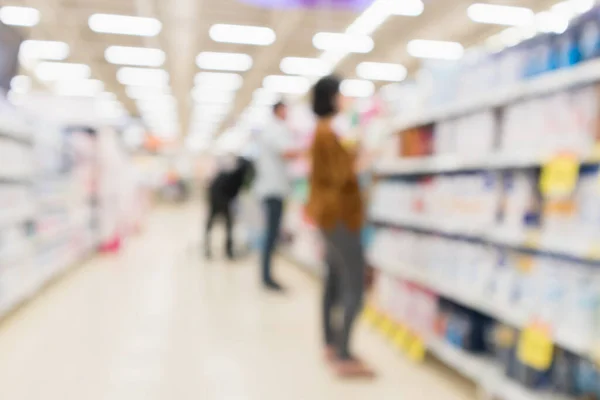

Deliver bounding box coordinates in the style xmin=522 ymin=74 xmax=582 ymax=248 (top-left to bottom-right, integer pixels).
xmin=393 ymin=58 xmax=600 ymax=133
xmin=369 ymin=213 xmax=600 ymax=264
xmin=373 ymin=152 xmax=600 ymax=176
xmin=369 ymin=256 xmax=588 ymax=357
xmin=0 ymin=131 xmax=33 ymax=146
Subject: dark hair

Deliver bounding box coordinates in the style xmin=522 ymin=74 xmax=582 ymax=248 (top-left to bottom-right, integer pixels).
xmin=312 ymin=75 xmax=341 ymax=118
xmin=272 ymin=101 xmax=286 ymax=114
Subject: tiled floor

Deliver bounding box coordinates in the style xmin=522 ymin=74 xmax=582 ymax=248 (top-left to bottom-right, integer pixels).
xmin=0 ymin=205 xmax=475 ymax=400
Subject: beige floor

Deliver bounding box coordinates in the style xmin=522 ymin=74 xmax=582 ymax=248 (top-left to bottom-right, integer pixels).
xmin=0 ymin=205 xmax=475 ymax=400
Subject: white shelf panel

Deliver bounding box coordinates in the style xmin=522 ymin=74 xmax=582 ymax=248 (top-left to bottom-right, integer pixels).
xmin=369 ymin=211 xmax=598 ymax=263
xmin=393 ymin=58 xmax=600 ymax=133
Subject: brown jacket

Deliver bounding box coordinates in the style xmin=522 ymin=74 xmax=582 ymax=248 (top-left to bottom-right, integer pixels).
xmin=306 ymin=120 xmax=364 ymax=232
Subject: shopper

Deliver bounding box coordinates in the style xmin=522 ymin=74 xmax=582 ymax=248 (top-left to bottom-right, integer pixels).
xmin=307 ymin=75 xmax=372 ymax=377
xmin=205 ymin=155 xmax=254 ymax=260
xmin=254 ymin=101 xmax=302 ymax=291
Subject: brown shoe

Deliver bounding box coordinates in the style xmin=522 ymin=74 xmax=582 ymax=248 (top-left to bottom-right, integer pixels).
xmin=333 ymin=358 xmax=375 ymax=379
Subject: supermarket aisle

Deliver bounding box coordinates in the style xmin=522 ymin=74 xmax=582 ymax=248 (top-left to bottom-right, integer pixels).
xmin=0 ymin=206 xmax=474 ymax=400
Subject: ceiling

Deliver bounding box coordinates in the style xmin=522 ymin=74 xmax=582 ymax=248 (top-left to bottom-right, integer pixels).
xmin=0 ymin=0 xmax=579 ymax=144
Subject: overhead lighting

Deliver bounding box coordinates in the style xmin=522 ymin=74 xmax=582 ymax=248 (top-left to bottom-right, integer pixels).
xmin=194 ymin=72 xmax=243 ymax=91
xmin=10 ymin=75 xmax=31 ymax=94
xmin=117 ymin=67 xmax=169 ymax=87
xmin=280 ymin=57 xmax=331 ymax=76
xmin=356 ymin=62 xmax=407 ymax=82
xmin=209 ymin=24 xmax=276 ymax=46
xmin=252 ymin=88 xmax=279 ymax=106
xmin=196 ymin=52 xmax=253 ymax=72
xmin=535 ymin=11 xmax=569 ymax=34
xmin=0 ymin=6 xmax=39 ymax=27
xmin=407 ymin=40 xmax=464 ymax=60
xmin=105 ymin=46 xmax=165 ymax=67
xmin=340 ymin=79 xmax=374 ymax=98
xmin=467 ymin=3 xmax=534 ymax=26
xmin=263 ymin=75 xmax=310 ymax=94
xmin=390 ymin=0 xmax=424 ymax=16
xmin=126 ymin=85 xmax=170 ymax=99
xmin=20 ymin=40 xmax=70 ymax=61
xmin=35 ymin=62 xmax=91 ymax=81
xmin=193 ymin=89 xmax=236 ymax=104
xmin=88 ymin=14 xmax=162 ymax=36
xmin=54 ymin=79 xmax=104 ymax=97
xmin=312 ymin=32 xmax=374 ymax=53
xmin=500 ymin=27 xmax=525 ymax=46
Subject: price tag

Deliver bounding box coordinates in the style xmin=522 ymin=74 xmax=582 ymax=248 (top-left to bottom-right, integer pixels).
xmin=539 ymin=153 xmax=579 ymax=199
xmin=517 ymin=322 xmax=554 ymax=371
xmin=407 ymin=336 xmax=426 ymax=362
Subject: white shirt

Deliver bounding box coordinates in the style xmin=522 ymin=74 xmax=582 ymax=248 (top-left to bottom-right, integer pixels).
xmin=254 ymin=116 xmax=293 ymax=198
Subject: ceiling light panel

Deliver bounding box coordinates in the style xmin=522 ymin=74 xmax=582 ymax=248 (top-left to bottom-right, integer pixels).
xmin=54 ymin=79 xmax=104 ymax=97
xmin=117 ymin=67 xmax=169 ymax=86
xmin=467 ymin=3 xmax=534 ymax=26
xmin=88 ymin=14 xmax=162 ymax=36
xmin=340 ymin=79 xmax=374 ymax=98
xmin=209 ymin=24 xmax=276 ymax=46
xmin=356 ymin=62 xmax=407 ymax=81
xmin=312 ymin=32 xmax=374 ymax=53
xmin=36 ymin=62 xmax=91 ymax=81
xmin=193 ymin=89 xmax=236 ymax=104
xmin=126 ymin=85 xmax=170 ymax=100
xmin=194 ymin=72 xmax=243 ymax=91
xmin=105 ymin=46 xmax=165 ymax=67
xmin=407 ymin=40 xmax=464 ymax=60
xmin=20 ymin=40 xmax=70 ymax=61
xmin=0 ymin=6 xmax=39 ymax=27
xmin=263 ymin=75 xmax=310 ymax=94
xmin=252 ymin=88 xmax=279 ymax=106
xmin=10 ymin=75 xmax=31 ymax=94
xmin=280 ymin=57 xmax=331 ymax=76
xmin=196 ymin=52 xmax=253 ymax=72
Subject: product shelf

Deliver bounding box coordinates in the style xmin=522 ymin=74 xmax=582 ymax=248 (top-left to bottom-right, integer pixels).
xmin=393 ymin=58 xmax=600 ymax=133
xmin=369 ymin=212 xmax=600 ymax=264
xmin=369 ymin=255 xmax=587 ymax=358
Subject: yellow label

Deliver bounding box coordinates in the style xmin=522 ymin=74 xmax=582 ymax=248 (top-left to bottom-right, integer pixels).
xmin=379 ymin=316 xmax=395 ymax=337
xmin=516 ymin=255 xmax=535 ymax=273
xmin=539 ymin=153 xmax=579 ymax=199
xmin=517 ymin=322 xmax=554 ymax=371
xmin=393 ymin=326 xmax=409 ymax=350
xmin=407 ymin=336 xmax=426 ymax=362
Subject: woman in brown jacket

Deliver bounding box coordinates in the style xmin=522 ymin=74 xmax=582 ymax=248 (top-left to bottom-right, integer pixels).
xmin=307 ymin=75 xmax=372 ymax=377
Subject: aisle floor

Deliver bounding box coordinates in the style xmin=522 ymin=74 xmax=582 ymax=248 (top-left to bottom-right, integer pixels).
xmin=0 ymin=206 xmax=474 ymax=400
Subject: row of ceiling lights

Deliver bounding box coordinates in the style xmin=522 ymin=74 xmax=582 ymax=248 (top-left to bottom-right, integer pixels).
xmin=2 ymin=1 xmax=594 ymax=137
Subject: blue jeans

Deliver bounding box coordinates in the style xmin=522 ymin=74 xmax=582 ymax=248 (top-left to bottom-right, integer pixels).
xmin=261 ymin=197 xmax=283 ymax=284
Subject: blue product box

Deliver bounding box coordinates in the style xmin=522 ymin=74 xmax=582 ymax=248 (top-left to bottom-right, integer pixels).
xmin=554 ymin=27 xmax=581 ymax=68
xmin=524 ymin=34 xmax=556 ymax=78
xmin=577 ymin=8 xmax=600 ymax=61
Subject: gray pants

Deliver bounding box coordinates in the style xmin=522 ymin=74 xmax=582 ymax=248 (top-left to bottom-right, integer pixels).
xmin=322 ymin=223 xmax=365 ymax=360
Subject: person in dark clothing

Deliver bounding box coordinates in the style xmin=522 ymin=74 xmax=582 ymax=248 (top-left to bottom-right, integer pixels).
xmin=205 ymin=156 xmax=254 ymax=260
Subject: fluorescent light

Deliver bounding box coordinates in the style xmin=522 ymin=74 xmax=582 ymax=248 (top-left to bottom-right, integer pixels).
xmin=500 ymin=27 xmax=525 ymax=46
xmin=340 ymin=79 xmax=374 ymax=98
xmin=356 ymin=62 xmax=406 ymax=82
xmin=194 ymin=72 xmax=243 ymax=91
xmin=313 ymin=32 xmax=374 ymax=53
xmin=54 ymin=79 xmax=104 ymax=97
xmin=35 ymin=62 xmax=91 ymax=81
xmin=10 ymin=75 xmax=31 ymax=94
xmin=263 ymin=75 xmax=310 ymax=94
xmin=193 ymin=89 xmax=236 ymax=104
xmin=196 ymin=52 xmax=253 ymax=72
xmin=88 ymin=14 xmax=162 ymax=36
xmin=100 ymin=91 xmax=117 ymax=101
xmin=535 ymin=11 xmax=569 ymax=34
xmin=0 ymin=6 xmax=39 ymax=27
xmin=252 ymin=88 xmax=279 ymax=106
xmin=20 ymin=40 xmax=70 ymax=61
xmin=117 ymin=67 xmax=169 ymax=87
xmin=126 ymin=85 xmax=170 ymax=99
xmin=467 ymin=3 xmax=534 ymax=26
xmin=209 ymin=24 xmax=276 ymax=46
xmin=280 ymin=57 xmax=331 ymax=76
xmin=105 ymin=46 xmax=165 ymax=67
xmin=407 ymin=40 xmax=464 ymax=60
xmin=390 ymin=0 xmax=424 ymax=16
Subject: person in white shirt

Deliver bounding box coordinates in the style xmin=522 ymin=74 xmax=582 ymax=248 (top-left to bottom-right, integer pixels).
xmin=254 ymin=101 xmax=302 ymax=291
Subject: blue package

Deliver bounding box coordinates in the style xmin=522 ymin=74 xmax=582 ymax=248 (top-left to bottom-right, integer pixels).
xmin=554 ymin=27 xmax=581 ymax=68
xmin=577 ymin=8 xmax=600 ymax=61
xmin=524 ymin=34 xmax=555 ymax=78
xmin=575 ymin=358 xmax=600 ymax=397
